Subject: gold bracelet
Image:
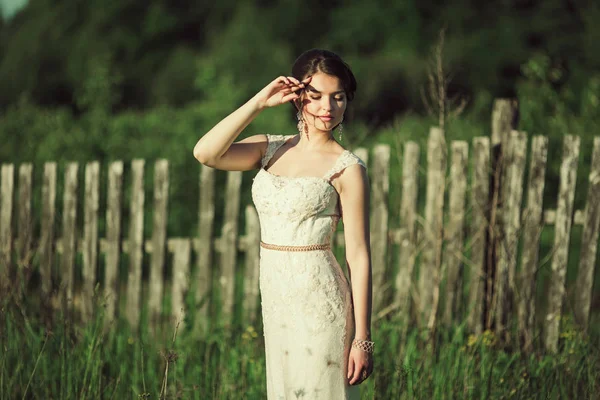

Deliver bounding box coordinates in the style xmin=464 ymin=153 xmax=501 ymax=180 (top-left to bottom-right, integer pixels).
xmin=352 ymin=338 xmax=374 ymax=353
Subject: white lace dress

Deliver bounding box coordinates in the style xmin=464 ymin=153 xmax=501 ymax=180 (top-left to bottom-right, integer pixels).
xmin=251 ymin=133 xmax=366 ymax=400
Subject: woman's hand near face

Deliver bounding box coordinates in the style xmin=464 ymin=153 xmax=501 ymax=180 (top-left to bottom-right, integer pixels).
xmin=193 ymin=75 xmax=310 ymax=169
xmin=253 ymin=76 xmax=311 ymax=110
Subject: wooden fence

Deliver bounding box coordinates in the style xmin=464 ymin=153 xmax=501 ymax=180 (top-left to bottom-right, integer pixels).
xmin=0 ymin=100 xmax=598 ymax=353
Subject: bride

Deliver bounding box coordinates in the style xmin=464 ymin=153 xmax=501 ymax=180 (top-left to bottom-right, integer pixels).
xmin=194 ymin=49 xmax=374 ymax=398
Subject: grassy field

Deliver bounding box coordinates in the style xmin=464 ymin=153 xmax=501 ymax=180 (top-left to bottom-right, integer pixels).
xmin=2 ymin=290 xmax=599 ymax=400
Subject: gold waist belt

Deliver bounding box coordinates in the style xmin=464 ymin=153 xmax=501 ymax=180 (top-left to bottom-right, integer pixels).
xmin=260 ymin=240 xmax=331 ymax=252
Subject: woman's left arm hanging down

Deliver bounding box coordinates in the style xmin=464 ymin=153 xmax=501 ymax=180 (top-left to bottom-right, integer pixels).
xmin=338 ymin=162 xmax=373 ymax=385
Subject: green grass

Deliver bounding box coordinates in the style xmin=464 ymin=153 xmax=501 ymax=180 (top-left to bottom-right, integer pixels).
xmin=2 ymin=291 xmax=599 ymax=400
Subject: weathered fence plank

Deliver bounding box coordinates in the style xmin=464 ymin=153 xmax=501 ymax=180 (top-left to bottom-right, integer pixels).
xmin=195 ymin=165 xmax=216 ymax=333
xmin=39 ymin=163 xmax=57 ymax=299
xmin=419 ymin=127 xmax=446 ymax=329
xmin=518 ymin=135 xmax=548 ymax=351
xmin=496 ymin=131 xmax=527 ymax=343
xmin=17 ymin=164 xmax=33 ymax=269
xmin=467 ymin=137 xmax=490 ymax=334
xmin=0 ymin=164 xmax=14 ymax=293
xmin=243 ymin=205 xmax=261 ymax=327
xmin=544 ymin=135 xmax=580 ymax=353
xmin=149 ymin=160 xmax=169 ymax=330
xmin=60 ymin=163 xmax=78 ymax=315
xmin=126 ymin=160 xmax=145 ymax=329
xmin=491 ymin=99 xmax=519 ymax=148
xmin=371 ymin=144 xmax=390 ymax=313
xmin=487 ymin=99 xmax=519 ymax=330
xmin=220 ymin=170 xmax=242 ymax=325
xmin=574 ymin=137 xmax=600 ymax=330
xmin=394 ymin=141 xmax=419 ymax=331
xmin=443 ymin=141 xmax=468 ymax=326
xmin=170 ymin=238 xmax=191 ymax=331
xmin=103 ymin=161 xmax=123 ymax=326
xmin=82 ymin=161 xmax=99 ymax=323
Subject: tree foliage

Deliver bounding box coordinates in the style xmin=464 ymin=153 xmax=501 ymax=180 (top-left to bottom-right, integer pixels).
xmin=0 ymin=0 xmax=597 ymax=116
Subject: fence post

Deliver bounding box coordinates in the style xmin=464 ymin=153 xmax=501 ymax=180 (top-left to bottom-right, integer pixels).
xmin=0 ymin=164 xmax=14 ymax=294
xmin=170 ymin=238 xmax=191 ymax=332
xmin=59 ymin=163 xmax=78 ymax=317
xmin=486 ymin=99 xmax=519 ymax=330
xmin=149 ymin=159 xmax=169 ymax=333
xmin=443 ymin=141 xmax=468 ymax=326
xmin=243 ymin=204 xmax=261 ymax=327
xmin=39 ymin=163 xmax=57 ymax=301
xmin=544 ymin=135 xmax=580 ymax=353
xmin=394 ymin=141 xmax=419 ymax=336
xmin=371 ymin=144 xmax=390 ymax=314
xmin=16 ymin=164 xmax=33 ymax=272
xmin=496 ymin=131 xmax=527 ymax=344
xmin=220 ymin=170 xmax=242 ymax=326
xmin=518 ymin=135 xmax=548 ymax=351
xmin=103 ymin=161 xmax=123 ymax=328
xmin=126 ymin=159 xmax=145 ymax=330
xmin=82 ymin=161 xmax=100 ymax=323
xmin=467 ymin=137 xmax=490 ymax=334
xmin=574 ymin=137 xmax=600 ymax=330
xmin=419 ymin=127 xmax=446 ymax=330
xmin=195 ymin=165 xmax=215 ymax=335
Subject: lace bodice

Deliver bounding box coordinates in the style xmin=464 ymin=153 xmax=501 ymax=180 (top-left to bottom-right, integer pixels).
xmin=251 ymin=133 xmax=367 ymax=247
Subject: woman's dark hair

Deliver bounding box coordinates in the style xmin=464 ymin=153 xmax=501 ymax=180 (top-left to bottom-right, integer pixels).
xmin=291 ymin=49 xmax=357 ymax=101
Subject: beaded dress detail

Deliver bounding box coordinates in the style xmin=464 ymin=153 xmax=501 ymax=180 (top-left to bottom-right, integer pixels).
xmin=251 ymin=133 xmax=366 ymax=400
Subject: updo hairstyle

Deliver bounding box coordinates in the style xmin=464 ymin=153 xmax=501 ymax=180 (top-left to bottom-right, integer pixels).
xmin=291 ymin=49 xmax=357 ymax=102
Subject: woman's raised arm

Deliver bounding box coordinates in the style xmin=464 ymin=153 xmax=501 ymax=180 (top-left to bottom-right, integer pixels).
xmin=193 ymin=75 xmax=309 ymax=171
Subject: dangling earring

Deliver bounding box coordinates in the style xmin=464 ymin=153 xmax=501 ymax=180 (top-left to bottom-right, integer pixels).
xmin=296 ymin=110 xmax=304 ymax=135
xmin=337 ymin=116 xmax=344 ymax=141
xmin=297 ymin=109 xmax=309 ymax=140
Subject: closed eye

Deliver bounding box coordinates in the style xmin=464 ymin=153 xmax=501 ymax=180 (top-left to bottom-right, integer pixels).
xmin=309 ymin=96 xmax=346 ymax=101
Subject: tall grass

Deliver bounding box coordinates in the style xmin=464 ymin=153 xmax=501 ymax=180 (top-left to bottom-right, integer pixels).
xmin=1 ymin=286 xmax=599 ymax=399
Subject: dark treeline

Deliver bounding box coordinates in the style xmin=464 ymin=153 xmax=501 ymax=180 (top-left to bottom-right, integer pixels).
xmin=0 ymin=0 xmax=598 ymax=123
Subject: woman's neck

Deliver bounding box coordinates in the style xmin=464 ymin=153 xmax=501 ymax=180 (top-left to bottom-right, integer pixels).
xmin=294 ymin=130 xmax=336 ymax=152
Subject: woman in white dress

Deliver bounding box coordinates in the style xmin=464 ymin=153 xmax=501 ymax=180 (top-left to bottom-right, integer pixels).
xmin=193 ymin=49 xmax=374 ymax=399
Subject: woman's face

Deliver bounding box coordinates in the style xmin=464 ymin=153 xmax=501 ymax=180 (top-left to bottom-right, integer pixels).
xmin=297 ymin=72 xmax=347 ymax=133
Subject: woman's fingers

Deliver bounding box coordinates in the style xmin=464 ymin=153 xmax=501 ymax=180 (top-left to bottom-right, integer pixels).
xmin=272 ymin=78 xmax=304 ymax=92
xmin=262 ymin=76 xmax=308 ymax=107
xmin=280 ymin=93 xmax=299 ymax=104
xmin=347 ymin=357 xmax=354 ymax=381
xmin=272 ymin=75 xmax=310 ymax=89
xmin=283 ymin=83 xmax=303 ymax=91
xmin=278 ymin=85 xmax=304 ymax=99
xmin=282 ymin=76 xmax=307 ymax=90
xmin=350 ymin=364 xmax=365 ymax=385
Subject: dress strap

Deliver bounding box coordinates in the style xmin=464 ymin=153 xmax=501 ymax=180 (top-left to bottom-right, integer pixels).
xmin=323 ymin=151 xmax=367 ymax=182
xmin=261 ymin=134 xmax=293 ymax=168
